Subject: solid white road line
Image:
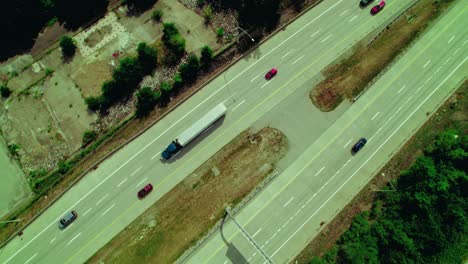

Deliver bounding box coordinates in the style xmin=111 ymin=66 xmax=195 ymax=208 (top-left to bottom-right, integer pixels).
xmin=343 ymin=139 xmax=353 ymax=148
xmin=117 ymin=178 xmax=128 ymax=188
xmin=95 ymin=194 xmax=109 ymax=206
xmin=283 ymin=197 xmax=295 ymax=207
xmin=371 ymin=112 xmax=380 ymax=120
xmin=66 ymin=233 xmax=81 ymax=246
xmin=292 ymin=55 xmax=305 ymax=64
xmin=314 ymin=167 xmax=325 ymax=177
xmin=82 ymin=208 xmax=92 ymax=217
xmin=131 ymin=166 xmax=143 ymax=175
xmin=423 ymin=59 xmax=431 ymax=68
xmin=281 ymin=50 xmax=294 ymax=59
xmin=443 ymin=56 xmax=452 ymax=65
xmin=151 ymin=152 xmax=161 ymax=160
xmin=250 ymin=74 xmax=261 ymax=82
xmin=310 ymin=30 xmax=320 ymax=38
xmin=453 ymin=47 xmax=461 ymax=55
xmin=2 ymin=1 xmax=347 ymax=263
xmin=397 ymin=85 xmax=406 ymax=94
xmin=424 ymin=76 xmax=433 ymax=84
xmin=261 ymin=82 xmax=271 ymax=89
xmin=270 ymin=56 xmax=468 ymax=258
xmin=252 ymin=228 xmax=262 ymax=238
xmin=24 ymin=253 xmax=37 ymax=264
xmin=320 ymin=34 xmax=333 ymax=43
xmin=349 ymin=15 xmax=358 ymax=22
xmin=232 ymin=100 xmax=246 ymax=111
xmin=136 ymin=177 xmax=148 ymax=188
xmin=339 ymin=10 xmax=349 ymax=16
xmin=447 ymin=36 xmax=455 ymax=43
xmin=434 ymin=66 xmax=442 ymax=74
xmin=50 ymin=237 xmax=56 ymax=244
xmin=102 ymin=204 xmax=116 ymax=216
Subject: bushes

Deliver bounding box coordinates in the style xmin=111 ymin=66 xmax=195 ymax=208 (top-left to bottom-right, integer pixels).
xmin=136 ymin=87 xmax=159 ymax=117
xmin=179 ymin=53 xmax=200 ymax=83
xmin=82 ymin=130 xmax=98 ymax=146
xmin=86 ymin=42 xmax=158 ymax=112
xmin=200 ymin=45 xmax=214 ymax=68
xmin=59 ymin=35 xmax=76 ymax=58
xmin=162 ymin=23 xmax=186 ymax=64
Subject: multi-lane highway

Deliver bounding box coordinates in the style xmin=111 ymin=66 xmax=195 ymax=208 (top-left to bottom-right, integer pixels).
xmin=183 ymin=1 xmax=468 ymax=263
xmin=0 ymin=0 xmax=461 ymax=263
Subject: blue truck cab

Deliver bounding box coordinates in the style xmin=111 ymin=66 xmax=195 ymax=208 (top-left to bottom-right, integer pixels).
xmin=161 ymin=140 xmax=183 ymax=160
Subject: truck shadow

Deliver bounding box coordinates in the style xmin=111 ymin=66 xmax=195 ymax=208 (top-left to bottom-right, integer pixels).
xmin=160 ymin=116 xmax=226 ymax=164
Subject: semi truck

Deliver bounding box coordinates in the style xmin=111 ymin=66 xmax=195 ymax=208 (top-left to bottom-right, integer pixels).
xmin=161 ymin=103 xmax=227 ymax=160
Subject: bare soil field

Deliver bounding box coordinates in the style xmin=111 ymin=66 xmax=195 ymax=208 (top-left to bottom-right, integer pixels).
xmin=87 ymin=127 xmax=288 ymax=264
xmin=311 ymin=0 xmax=444 ymax=111
xmin=72 ymin=60 xmax=113 ymax=98
xmin=293 ymin=81 xmax=467 ymax=263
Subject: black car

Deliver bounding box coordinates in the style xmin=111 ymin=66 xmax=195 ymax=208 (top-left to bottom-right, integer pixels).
xmin=59 ymin=211 xmax=78 ymax=229
xmin=359 ymin=0 xmax=374 ymax=7
xmin=352 ymin=138 xmax=367 ymax=153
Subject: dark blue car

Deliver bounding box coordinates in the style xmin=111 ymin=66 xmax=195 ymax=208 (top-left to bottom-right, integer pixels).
xmin=352 ymin=138 xmax=367 ymax=153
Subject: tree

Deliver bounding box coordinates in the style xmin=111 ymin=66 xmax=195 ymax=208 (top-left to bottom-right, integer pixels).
xmin=0 ymin=85 xmax=11 ymax=98
xmin=136 ymin=87 xmax=158 ymax=117
xmin=179 ymin=53 xmax=200 ymax=83
xmin=162 ymin=23 xmax=185 ymax=64
xmin=202 ymin=5 xmax=213 ymax=24
xmin=122 ymin=0 xmax=156 ymax=10
xmin=238 ymin=0 xmax=280 ymax=29
xmin=200 ymin=45 xmax=214 ymax=68
xmin=172 ymin=73 xmax=183 ymax=93
xmin=137 ymin=42 xmax=158 ymax=74
xmin=60 ymin=35 xmax=76 ymax=57
xmin=113 ymin=57 xmax=144 ymax=87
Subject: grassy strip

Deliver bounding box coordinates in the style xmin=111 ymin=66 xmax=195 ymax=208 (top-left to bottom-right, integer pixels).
xmin=311 ymin=0 xmax=455 ymax=111
xmin=294 ymin=80 xmax=467 ymax=263
xmin=87 ymin=128 xmax=288 ymax=263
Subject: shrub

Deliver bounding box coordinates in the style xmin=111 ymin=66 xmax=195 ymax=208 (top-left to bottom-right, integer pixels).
xmin=216 ymin=27 xmax=225 ymax=38
xmin=45 ymin=68 xmax=54 ymax=76
xmin=200 ymin=45 xmax=214 ymax=68
xmin=136 ymin=87 xmax=158 ymax=117
xmin=152 ymin=10 xmax=163 ymax=21
xmin=162 ymin=23 xmax=186 ymax=63
xmin=172 ymin=73 xmax=183 ymax=93
xmin=59 ymin=35 xmax=76 ymax=57
xmin=160 ymin=81 xmax=172 ymax=105
xmin=202 ymin=5 xmax=213 ymax=24
xmin=82 ymin=130 xmax=98 ymax=146
xmin=58 ymin=160 xmax=73 ymax=174
xmin=7 ymin=143 xmax=21 ymax=156
xmin=0 ymin=85 xmax=11 ymax=98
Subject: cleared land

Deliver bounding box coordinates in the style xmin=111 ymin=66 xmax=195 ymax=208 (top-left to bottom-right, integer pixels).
xmin=87 ymin=127 xmax=288 ymax=263
xmin=311 ymin=0 xmax=450 ymax=111
xmin=293 ymin=80 xmax=467 ymax=263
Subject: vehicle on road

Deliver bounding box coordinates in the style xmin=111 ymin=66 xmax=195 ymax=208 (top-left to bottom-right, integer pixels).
xmin=59 ymin=211 xmax=77 ymax=229
xmin=138 ymin=184 xmax=153 ymax=198
xmin=161 ymin=103 xmax=227 ymax=160
xmin=265 ymin=68 xmax=278 ymax=80
xmin=370 ymin=1 xmax=386 ymax=15
xmin=352 ymin=138 xmax=367 ymax=153
xmin=359 ymin=0 xmax=374 ymax=7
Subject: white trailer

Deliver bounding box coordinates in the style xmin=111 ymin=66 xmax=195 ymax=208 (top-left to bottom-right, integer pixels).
xmin=161 ymin=103 xmax=227 ymax=160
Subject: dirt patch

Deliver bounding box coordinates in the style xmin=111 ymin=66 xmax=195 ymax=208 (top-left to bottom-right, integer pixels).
xmin=293 ymin=80 xmax=468 ymax=263
xmin=84 ymin=25 xmax=113 ymax=48
xmin=87 ymin=127 xmax=288 ymax=263
xmin=30 ymin=22 xmax=71 ymax=57
xmin=311 ymin=0 xmax=442 ymax=111
xmin=71 ymin=60 xmax=113 ymax=98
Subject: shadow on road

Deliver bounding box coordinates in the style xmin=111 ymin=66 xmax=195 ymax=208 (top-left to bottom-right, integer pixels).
xmin=220 ymin=216 xmax=250 ymax=264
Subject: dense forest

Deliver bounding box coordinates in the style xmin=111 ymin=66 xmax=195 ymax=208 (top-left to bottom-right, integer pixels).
xmin=1 ymin=0 xmax=109 ymax=60
xmin=312 ymin=129 xmax=468 ymax=264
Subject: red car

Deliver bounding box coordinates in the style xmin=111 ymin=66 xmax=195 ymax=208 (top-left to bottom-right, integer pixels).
xmin=138 ymin=184 xmax=153 ymax=198
xmin=371 ymin=1 xmax=385 ymax=15
xmin=265 ymin=68 xmax=278 ymax=80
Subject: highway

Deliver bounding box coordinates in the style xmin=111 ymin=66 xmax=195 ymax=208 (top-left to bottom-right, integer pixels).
xmin=0 ymin=0 xmax=452 ymax=263
xmin=183 ymin=1 xmax=468 ymax=263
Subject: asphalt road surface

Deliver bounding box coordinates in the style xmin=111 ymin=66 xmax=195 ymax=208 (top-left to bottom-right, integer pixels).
xmin=0 ymin=0 xmax=454 ymax=263
xmin=183 ymin=2 xmax=468 ymax=263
